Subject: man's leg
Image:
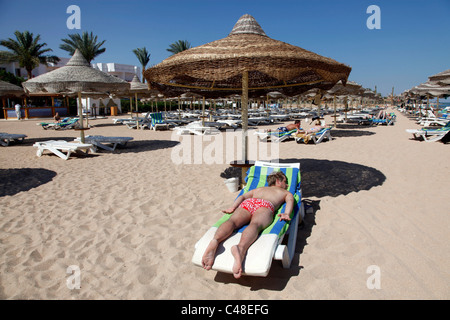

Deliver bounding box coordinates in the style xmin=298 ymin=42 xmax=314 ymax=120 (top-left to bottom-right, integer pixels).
xmin=231 ymin=208 xmax=274 ymax=278
xmin=201 ymin=208 xmax=251 ymax=270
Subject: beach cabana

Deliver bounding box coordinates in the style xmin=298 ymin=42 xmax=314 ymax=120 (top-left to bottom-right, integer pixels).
xmin=22 ymin=49 xmax=130 ymax=143
xmin=144 ymin=14 xmax=351 ymax=162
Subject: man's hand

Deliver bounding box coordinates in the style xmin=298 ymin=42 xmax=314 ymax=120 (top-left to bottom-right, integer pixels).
xmin=278 ymin=213 xmax=291 ymax=221
xmin=222 ymin=207 xmax=235 ymax=214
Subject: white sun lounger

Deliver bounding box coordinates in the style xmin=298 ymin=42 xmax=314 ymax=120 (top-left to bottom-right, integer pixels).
xmin=175 ymin=121 xmax=220 ymax=135
xmin=0 ymin=133 xmax=27 ymax=146
xmin=74 ymin=135 xmax=133 ymax=152
xmin=33 ymin=140 xmax=93 ymax=160
xmin=192 ymin=161 xmax=304 ymax=277
xmin=406 ymin=121 xmax=450 ymax=142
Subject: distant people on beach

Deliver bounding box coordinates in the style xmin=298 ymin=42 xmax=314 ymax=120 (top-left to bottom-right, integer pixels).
xmin=295 ymin=117 xmax=328 ymax=143
xmin=14 ymin=102 xmax=21 ymax=120
xmin=268 ymin=120 xmax=302 ymax=133
xmin=54 ymin=112 xmax=61 ymax=122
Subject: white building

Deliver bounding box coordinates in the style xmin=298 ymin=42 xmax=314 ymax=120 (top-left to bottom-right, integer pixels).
xmin=92 ymin=62 xmax=140 ymax=82
xmin=0 ymin=57 xmax=70 ymax=79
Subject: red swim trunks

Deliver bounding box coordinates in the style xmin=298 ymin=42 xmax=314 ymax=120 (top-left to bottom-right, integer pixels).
xmin=239 ymin=198 xmax=275 ymax=215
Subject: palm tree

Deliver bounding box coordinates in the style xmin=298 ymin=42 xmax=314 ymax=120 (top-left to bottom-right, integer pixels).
xmin=60 ymin=31 xmax=106 ymax=63
xmin=132 ymin=47 xmax=150 ymax=83
xmin=0 ymin=31 xmax=60 ymax=79
xmin=167 ymin=40 xmax=191 ymax=55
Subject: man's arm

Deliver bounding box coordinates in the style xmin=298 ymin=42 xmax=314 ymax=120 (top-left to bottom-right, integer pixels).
xmin=278 ymin=192 xmax=294 ymax=221
xmin=222 ymin=190 xmax=254 ymax=214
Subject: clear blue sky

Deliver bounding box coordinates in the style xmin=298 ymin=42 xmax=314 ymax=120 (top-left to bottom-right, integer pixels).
xmin=1 ymin=0 xmax=449 ymax=97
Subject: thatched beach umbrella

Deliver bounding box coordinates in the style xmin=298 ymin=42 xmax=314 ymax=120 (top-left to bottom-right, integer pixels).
xmin=22 ymin=49 xmax=130 ymax=143
xmin=411 ymin=81 xmax=450 ymax=98
xmin=327 ymin=80 xmax=361 ymax=126
xmin=144 ymin=14 xmax=351 ymax=161
xmin=0 ymin=80 xmax=26 ymax=110
xmin=0 ymin=80 xmax=25 ymax=97
xmin=428 ymin=69 xmax=450 ymax=85
xmin=128 ymin=75 xmax=153 ymax=112
xmin=411 ymin=80 xmax=450 ymax=114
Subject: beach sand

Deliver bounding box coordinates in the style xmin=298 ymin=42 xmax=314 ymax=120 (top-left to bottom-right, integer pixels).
xmin=0 ymin=108 xmax=449 ymax=300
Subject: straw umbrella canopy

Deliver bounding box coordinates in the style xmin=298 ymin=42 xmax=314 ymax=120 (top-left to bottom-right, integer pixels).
xmin=0 ymin=80 xmax=26 ymax=97
xmin=0 ymin=79 xmax=27 ymax=111
xmin=0 ymin=80 xmax=26 ymax=109
xmin=144 ymin=14 xmax=351 ymax=161
xmin=127 ymin=75 xmax=154 ymax=110
xmin=410 ymin=80 xmax=450 ymax=114
xmin=22 ymin=49 xmax=130 ymax=142
xmin=411 ymin=81 xmax=450 ymax=98
xmin=145 ymin=14 xmax=351 ymax=99
xmin=326 ymin=80 xmax=362 ymax=126
xmin=428 ymin=69 xmax=450 ymax=85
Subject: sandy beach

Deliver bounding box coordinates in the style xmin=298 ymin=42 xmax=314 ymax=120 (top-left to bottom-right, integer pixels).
xmin=0 ymin=108 xmax=449 ymax=300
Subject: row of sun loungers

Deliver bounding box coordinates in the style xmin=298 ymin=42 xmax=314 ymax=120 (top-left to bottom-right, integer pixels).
xmin=254 ymin=126 xmax=333 ymax=144
xmin=399 ymin=106 xmax=450 ymax=143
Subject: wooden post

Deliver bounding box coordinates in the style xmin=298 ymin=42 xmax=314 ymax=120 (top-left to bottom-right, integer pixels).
xmin=333 ymin=94 xmax=337 ymax=128
xmin=201 ymin=97 xmax=205 ymax=127
xmin=241 ymin=71 xmax=249 ymax=163
xmin=78 ymin=92 xmax=85 ymax=143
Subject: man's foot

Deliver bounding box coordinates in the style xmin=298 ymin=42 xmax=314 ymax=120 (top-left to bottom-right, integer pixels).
xmin=201 ymin=239 xmax=219 ymax=270
xmin=231 ymin=245 xmax=243 ymax=279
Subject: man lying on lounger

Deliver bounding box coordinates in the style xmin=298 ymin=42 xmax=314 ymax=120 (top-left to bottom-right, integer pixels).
xmin=201 ymin=171 xmax=294 ymax=279
xmin=268 ymin=120 xmax=302 ymax=133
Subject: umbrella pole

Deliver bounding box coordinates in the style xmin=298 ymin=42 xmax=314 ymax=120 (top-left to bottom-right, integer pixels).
xmin=202 ymin=97 xmax=205 ymax=127
xmin=241 ymin=70 xmax=248 ymax=162
xmin=78 ymin=92 xmax=85 ymax=144
xmin=240 ymin=71 xmax=249 ymax=186
xmin=333 ymin=94 xmax=337 ymax=128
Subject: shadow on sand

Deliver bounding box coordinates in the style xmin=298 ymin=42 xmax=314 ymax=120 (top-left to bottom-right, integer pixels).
xmin=0 ymin=168 xmax=57 ymax=197
xmin=16 ymin=137 xmax=180 ymax=154
xmin=214 ymin=158 xmax=385 ymax=290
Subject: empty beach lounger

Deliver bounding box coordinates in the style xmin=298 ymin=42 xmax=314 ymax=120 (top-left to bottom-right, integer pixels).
xmin=254 ymin=129 xmax=297 ymax=143
xmin=0 ymin=133 xmax=27 ymax=146
xmin=149 ymin=112 xmax=170 ymax=130
xmin=124 ymin=112 xmax=151 ymax=129
xmin=175 ymin=121 xmax=219 ymax=135
xmin=74 ymin=135 xmax=133 ymax=152
xmin=33 ymin=140 xmax=93 ymax=160
xmin=406 ymin=121 xmax=450 ymax=142
xmin=192 ymin=161 xmax=304 ymax=277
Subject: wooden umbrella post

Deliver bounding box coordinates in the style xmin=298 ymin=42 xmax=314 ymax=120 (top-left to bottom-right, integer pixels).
xmin=241 ymin=70 xmax=249 ymax=162
xmin=78 ymin=91 xmax=85 ymax=143
xmin=333 ymin=94 xmax=337 ymax=128
xmin=202 ymin=97 xmax=206 ymax=127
